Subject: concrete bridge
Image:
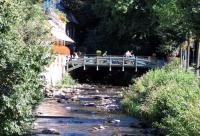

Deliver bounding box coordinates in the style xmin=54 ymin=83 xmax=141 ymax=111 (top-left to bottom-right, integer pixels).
xmin=66 ymin=55 xmax=166 ymax=72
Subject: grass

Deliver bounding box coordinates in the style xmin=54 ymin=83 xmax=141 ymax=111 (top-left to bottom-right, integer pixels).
xmin=56 ymin=73 xmax=77 ymax=88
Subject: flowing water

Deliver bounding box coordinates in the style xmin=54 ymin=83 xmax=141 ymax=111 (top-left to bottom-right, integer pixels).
xmin=32 ymin=84 xmax=155 ymax=136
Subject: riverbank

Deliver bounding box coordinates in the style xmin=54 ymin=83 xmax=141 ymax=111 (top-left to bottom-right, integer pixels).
xmin=32 ymin=84 xmax=157 ymax=136
xmin=122 ymin=60 xmax=200 ymax=136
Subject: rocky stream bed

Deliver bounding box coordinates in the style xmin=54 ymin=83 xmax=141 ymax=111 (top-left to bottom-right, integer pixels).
xmin=31 ymin=84 xmax=157 ymax=136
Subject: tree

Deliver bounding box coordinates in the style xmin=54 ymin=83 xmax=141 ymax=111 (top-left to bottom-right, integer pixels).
xmin=0 ymin=1 xmax=51 ymax=135
xmin=84 ymin=0 xmax=159 ymax=55
xmin=153 ymin=0 xmax=200 ymax=68
xmin=178 ymin=0 xmax=200 ymax=71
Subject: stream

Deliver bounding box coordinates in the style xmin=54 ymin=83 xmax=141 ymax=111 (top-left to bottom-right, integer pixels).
xmin=32 ymin=84 xmax=156 ymax=136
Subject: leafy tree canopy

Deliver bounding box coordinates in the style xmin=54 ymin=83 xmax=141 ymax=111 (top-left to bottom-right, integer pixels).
xmin=0 ymin=0 xmax=51 ymax=135
xmin=67 ymin=0 xmax=200 ymax=55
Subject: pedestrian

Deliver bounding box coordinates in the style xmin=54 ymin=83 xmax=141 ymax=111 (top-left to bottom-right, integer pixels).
xmin=130 ymin=50 xmax=135 ymax=58
xmin=125 ymin=50 xmax=132 ymax=57
xmin=102 ymin=51 xmax=107 ymax=57
xmin=74 ymin=52 xmax=79 ymax=60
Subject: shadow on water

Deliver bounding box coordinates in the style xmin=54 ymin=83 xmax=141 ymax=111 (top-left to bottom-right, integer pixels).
xmin=70 ymin=67 xmax=149 ymax=86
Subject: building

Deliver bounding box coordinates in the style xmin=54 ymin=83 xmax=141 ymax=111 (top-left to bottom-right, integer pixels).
xmin=42 ymin=0 xmax=75 ymax=86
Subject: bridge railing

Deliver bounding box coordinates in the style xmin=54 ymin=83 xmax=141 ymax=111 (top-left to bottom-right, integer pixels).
xmin=84 ymin=55 xmax=165 ymax=65
xmin=66 ymin=55 xmax=166 ymax=71
xmin=84 ymin=54 xmax=165 ymax=60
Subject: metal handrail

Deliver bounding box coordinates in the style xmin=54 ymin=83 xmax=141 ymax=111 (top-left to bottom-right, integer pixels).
xmin=66 ymin=55 xmax=166 ymax=71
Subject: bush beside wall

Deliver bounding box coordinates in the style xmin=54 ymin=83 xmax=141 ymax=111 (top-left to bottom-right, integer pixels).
xmin=122 ymin=59 xmax=200 ymax=136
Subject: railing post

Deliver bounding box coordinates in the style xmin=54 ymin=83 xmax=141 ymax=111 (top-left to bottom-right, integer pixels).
xmin=135 ymin=56 xmax=137 ymax=72
xmin=122 ymin=56 xmax=124 ymax=71
xmin=109 ymin=56 xmax=112 ymax=71
xmin=96 ymin=56 xmax=99 ymax=71
xmin=66 ymin=60 xmax=69 ymax=71
xmin=180 ymin=47 xmax=183 ymax=67
xmin=83 ymin=56 xmax=86 ymax=70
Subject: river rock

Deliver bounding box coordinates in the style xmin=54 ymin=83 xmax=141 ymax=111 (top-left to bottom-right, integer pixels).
xmin=107 ymin=119 xmax=120 ymax=124
xmin=64 ymin=95 xmax=71 ymax=100
xmin=101 ymin=99 xmax=112 ymax=105
xmin=129 ymin=122 xmax=142 ymax=128
xmin=104 ymin=95 xmax=111 ymax=99
xmin=57 ymin=99 xmax=65 ymax=104
xmin=62 ymin=88 xmax=73 ymax=93
xmin=92 ymin=125 xmax=106 ymax=131
xmin=53 ymin=90 xmax=65 ymax=99
xmin=92 ymin=127 xmax=99 ymax=131
xmin=143 ymin=128 xmax=157 ymax=135
xmin=65 ymin=107 xmax=72 ymax=110
xmin=93 ymin=95 xmax=103 ymax=100
xmin=41 ymin=128 xmax=60 ymax=135
xmin=112 ymin=119 xmax=120 ymax=124
xmin=105 ymin=104 xmax=119 ymax=112
xmin=71 ymin=96 xmax=79 ymax=101
xmin=138 ymin=121 xmax=150 ymax=128
xmin=99 ymin=125 xmax=106 ymax=130
xmin=123 ymin=134 xmax=137 ymax=136
xmin=83 ymin=103 xmax=96 ymax=107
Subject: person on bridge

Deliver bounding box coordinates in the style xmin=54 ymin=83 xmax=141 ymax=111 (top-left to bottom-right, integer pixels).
xmin=151 ymin=53 xmax=157 ymax=62
xmin=74 ymin=52 xmax=79 ymax=60
xmin=131 ymin=50 xmax=135 ymax=58
xmin=66 ymin=55 xmax=70 ymax=62
xmin=125 ymin=50 xmax=132 ymax=57
xmin=102 ymin=51 xmax=107 ymax=57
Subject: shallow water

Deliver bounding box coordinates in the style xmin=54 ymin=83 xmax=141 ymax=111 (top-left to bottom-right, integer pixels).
xmin=32 ymin=84 xmax=153 ymax=136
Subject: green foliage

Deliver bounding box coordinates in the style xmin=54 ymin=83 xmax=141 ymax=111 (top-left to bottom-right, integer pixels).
xmin=122 ymin=60 xmax=200 ymax=135
xmin=153 ymin=0 xmax=200 ymax=54
xmin=76 ymin=0 xmax=200 ymax=55
xmin=0 ymin=0 xmax=51 ymax=135
xmin=55 ymin=9 xmax=69 ymax=23
xmin=57 ymin=73 xmax=76 ymax=88
xmin=64 ymin=0 xmax=200 ymax=55
xmin=96 ymin=50 xmax=102 ymax=56
xmin=84 ymin=0 xmax=159 ymax=54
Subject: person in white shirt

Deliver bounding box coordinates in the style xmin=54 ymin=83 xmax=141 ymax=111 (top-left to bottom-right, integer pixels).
xmin=74 ymin=52 xmax=79 ymax=60
xmin=125 ymin=50 xmax=132 ymax=57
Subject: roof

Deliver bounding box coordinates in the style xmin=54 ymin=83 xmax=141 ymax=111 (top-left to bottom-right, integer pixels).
xmin=48 ymin=19 xmax=74 ymax=43
xmin=51 ymin=28 xmax=74 ymax=43
xmin=66 ymin=11 xmax=79 ymax=24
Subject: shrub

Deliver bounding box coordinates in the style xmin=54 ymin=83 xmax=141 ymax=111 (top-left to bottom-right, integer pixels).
xmin=0 ymin=1 xmax=51 ymax=135
xmin=96 ymin=50 xmax=102 ymax=56
xmin=57 ymin=73 xmax=76 ymax=88
xmin=122 ymin=59 xmax=200 ymax=135
xmin=55 ymin=9 xmax=69 ymax=23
